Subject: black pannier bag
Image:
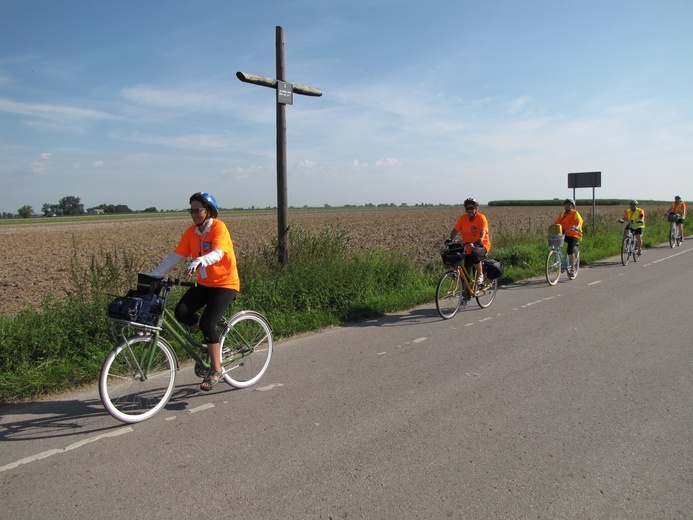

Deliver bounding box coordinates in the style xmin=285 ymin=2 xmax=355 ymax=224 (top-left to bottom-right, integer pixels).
xmin=108 ymin=290 xmax=165 ymax=326
xmin=482 ymin=258 xmax=504 ymax=280
xmin=441 ymin=242 xmax=465 ymax=266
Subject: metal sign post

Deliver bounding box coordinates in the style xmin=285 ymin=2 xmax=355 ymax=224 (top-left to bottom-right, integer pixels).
xmin=568 ymin=171 xmax=601 ymax=231
xmin=236 ymin=26 xmax=322 ymax=264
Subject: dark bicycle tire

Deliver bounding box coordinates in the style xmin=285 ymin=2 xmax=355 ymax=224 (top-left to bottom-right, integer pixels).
xmin=475 ymin=277 xmax=498 ymax=308
xmin=435 ymin=269 xmax=463 ymax=319
xmin=621 ymin=237 xmax=631 ymax=266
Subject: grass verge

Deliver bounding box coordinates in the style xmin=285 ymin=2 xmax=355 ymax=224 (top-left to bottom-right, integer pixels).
xmin=0 ymin=216 xmax=683 ymax=403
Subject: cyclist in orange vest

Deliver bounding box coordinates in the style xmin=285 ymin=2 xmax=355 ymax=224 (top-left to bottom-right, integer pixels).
xmin=447 ymin=197 xmax=491 ymax=286
xmin=555 ymin=198 xmax=583 ymax=276
xmin=665 ymin=195 xmax=686 ymax=242
xmin=618 ymin=200 xmax=645 ymax=255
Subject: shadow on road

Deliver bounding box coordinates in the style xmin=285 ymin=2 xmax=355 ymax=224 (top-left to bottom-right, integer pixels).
xmin=0 ymin=380 xmax=234 ymax=442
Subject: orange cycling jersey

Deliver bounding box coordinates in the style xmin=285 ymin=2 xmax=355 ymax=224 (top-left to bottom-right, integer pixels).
xmin=453 ymin=212 xmax=491 ymax=254
xmin=669 ymin=202 xmax=686 ymax=219
xmin=174 ymin=219 xmax=240 ymax=290
xmin=556 ymin=209 xmax=583 ymax=239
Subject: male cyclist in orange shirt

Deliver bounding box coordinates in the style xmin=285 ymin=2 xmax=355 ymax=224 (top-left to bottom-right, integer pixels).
xmin=555 ymin=198 xmax=583 ymax=277
xmin=447 ymin=197 xmax=491 ymax=287
xmin=665 ymin=195 xmax=686 ymax=242
xmin=618 ymin=200 xmax=645 ymax=256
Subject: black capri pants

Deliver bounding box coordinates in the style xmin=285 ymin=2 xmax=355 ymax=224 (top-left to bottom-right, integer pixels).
xmin=174 ymin=284 xmax=238 ymax=344
xmin=565 ymin=236 xmax=579 ymax=255
xmin=464 ymin=245 xmax=488 ymax=271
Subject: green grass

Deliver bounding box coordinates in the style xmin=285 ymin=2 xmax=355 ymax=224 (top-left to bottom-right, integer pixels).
xmin=0 ymin=216 xmax=683 ymax=403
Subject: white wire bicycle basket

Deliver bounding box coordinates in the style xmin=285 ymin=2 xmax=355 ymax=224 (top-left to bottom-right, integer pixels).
xmin=547 ymin=234 xmax=565 ymax=249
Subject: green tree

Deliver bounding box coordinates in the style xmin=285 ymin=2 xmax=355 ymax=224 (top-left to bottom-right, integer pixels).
xmin=17 ymin=205 xmax=34 ymax=218
xmin=58 ymin=196 xmax=84 ymax=216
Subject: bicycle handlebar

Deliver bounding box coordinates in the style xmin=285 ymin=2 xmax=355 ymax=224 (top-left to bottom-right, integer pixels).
xmin=159 ymin=277 xmax=196 ymax=289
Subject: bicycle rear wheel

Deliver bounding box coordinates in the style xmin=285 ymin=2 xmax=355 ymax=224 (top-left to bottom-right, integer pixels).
xmin=545 ymin=250 xmax=561 ymax=285
xmin=476 ymin=277 xmax=498 ymax=308
xmin=99 ymin=335 xmax=177 ymax=423
xmin=220 ymin=311 xmax=273 ymax=388
xmin=435 ymin=269 xmax=463 ymax=319
xmin=567 ymin=249 xmax=580 ymax=279
xmin=621 ymin=237 xmax=631 ymax=265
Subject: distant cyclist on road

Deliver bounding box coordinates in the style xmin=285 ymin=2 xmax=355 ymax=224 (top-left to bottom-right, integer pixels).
xmin=447 ymin=197 xmax=491 ymax=287
xmin=619 ymin=200 xmax=645 ymax=255
xmin=555 ymin=198 xmax=583 ymax=277
xmin=665 ymin=195 xmax=686 ymax=243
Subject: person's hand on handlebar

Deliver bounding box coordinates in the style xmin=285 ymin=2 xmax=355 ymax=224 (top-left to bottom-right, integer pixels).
xmin=186 ymin=259 xmax=202 ymax=277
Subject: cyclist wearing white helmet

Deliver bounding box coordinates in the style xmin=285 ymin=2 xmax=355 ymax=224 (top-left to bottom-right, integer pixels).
xmin=447 ymin=197 xmax=491 ymax=286
xmin=555 ymin=198 xmax=583 ymax=276
xmin=619 ymin=200 xmax=645 ymax=255
xmin=665 ymin=195 xmax=686 ymax=242
xmin=149 ymin=192 xmax=240 ymax=391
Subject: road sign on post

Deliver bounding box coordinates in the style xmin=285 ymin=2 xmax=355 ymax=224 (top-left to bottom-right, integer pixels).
xmin=236 ymin=26 xmax=322 ymax=264
xmin=567 ymin=171 xmax=601 ymax=231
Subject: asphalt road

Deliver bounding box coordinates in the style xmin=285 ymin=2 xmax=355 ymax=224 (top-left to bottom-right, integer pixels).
xmin=1 ymin=242 xmax=691 ymax=519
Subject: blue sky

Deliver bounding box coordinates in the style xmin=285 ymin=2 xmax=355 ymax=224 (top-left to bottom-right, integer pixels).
xmin=1 ymin=0 xmax=691 ymax=213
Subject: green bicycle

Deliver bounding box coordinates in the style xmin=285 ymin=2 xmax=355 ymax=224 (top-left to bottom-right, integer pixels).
xmin=100 ymin=276 xmax=273 ymax=423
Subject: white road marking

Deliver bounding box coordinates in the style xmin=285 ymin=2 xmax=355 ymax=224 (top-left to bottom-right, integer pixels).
xmin=377 ymin=352 xmax=387 ymax=356
xmin=412 ymin=337 xmax=427 ymax=343
xmin=189 ymin=403 xmax=215 ymax=414
xmin=587 ymin=280 xmax=602 ymax=286
xmin=0 ymin=427 xmax=133 ymax=473
xmin=651 ymin=248 xmax=691 ymax=264
xmin=478 ymin=317 xmax=492 ymax=323
xmin=257 ymin=383 xmax=284 ymax=392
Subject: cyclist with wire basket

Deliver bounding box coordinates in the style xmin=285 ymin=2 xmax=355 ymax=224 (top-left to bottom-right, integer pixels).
xmin=665 ymin=195 xmax=686 ymax=243
xmin=446 ymin=197 xmax=491 ymax=286
xmin=618 ymin=200 xmax=645 ymax=256
xmin=555 ymin=199 xmax=583 ymax=277
xmin=148 ymin=192 xmax=240 ymax=392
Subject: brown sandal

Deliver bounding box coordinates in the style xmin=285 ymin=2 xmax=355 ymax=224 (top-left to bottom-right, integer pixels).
xmin=200 ymin=370 xmax=222 ymax=392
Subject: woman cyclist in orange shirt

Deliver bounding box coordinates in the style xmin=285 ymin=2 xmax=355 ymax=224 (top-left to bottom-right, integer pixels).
xmin=148 ymin=192 xmax=240 ymax=391
xmin=555 ymin=198 xmax=583 ymax=276
xmin=665 ymin=195 xmax=686 ymax=243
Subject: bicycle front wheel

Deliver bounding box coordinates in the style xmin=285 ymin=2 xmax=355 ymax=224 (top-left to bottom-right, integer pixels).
xmin=670 ymin=227 xmax=676 ymax=248
xmin=476 ymin=277 xmax=498 ymax=308
xmin=220 ymin=311 xmax=273 ymax=388
xmin=621 ymin=237 xmax=631 ymax=265
xmin=99 ymin=335 xmax=177 ymax=423
xmin=435 ymin=270 xmax=463 ymax=319
xmin=545 ymin=250 xmax=561 ymax=285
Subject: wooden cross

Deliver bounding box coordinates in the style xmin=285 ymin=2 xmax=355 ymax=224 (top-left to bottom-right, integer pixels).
xmin=236 ymin=26 xmax=322 ymax=264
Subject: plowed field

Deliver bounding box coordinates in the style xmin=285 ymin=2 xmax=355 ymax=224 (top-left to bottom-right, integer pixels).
xmin=0 ymin=205 xmax=633 ymax=315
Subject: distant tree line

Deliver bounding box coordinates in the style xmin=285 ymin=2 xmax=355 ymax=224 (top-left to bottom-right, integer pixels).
xmin=4 ymin=195 xmax=159 ymax=219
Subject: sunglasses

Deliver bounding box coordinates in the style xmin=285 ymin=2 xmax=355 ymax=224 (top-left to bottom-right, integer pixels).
xmin=188 ymin=208 xmax=206 ymax=215
xmin=465 ymin=206 xmax=476 ymax=211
